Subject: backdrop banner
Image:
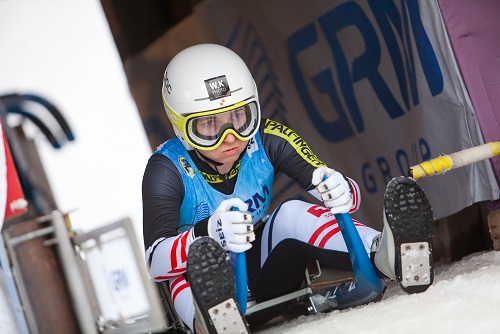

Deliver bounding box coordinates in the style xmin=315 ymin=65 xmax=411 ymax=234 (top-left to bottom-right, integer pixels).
xmin=135 ymin=0 xmax=499 ymax=229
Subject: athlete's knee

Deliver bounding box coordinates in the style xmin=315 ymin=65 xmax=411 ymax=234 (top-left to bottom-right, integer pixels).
xmin=269 ymin=200 xmax=311 ymax=234
xmin=265 ymin=201 xmax=318 ymax=248
xmin=273 ymin=199 xmax=317 ymax=218
xmin=276 ymin=199 xmax=304 ymax=211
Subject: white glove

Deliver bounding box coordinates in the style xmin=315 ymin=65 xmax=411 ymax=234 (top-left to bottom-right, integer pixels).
xmin=311 ymin=167 xmax=352 ymax=214
xmin=207 ymin=198 xmax=255 ymax=253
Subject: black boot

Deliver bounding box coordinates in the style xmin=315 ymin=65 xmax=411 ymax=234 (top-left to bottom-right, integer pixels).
xmin=187 ymin=237 xmax=250 ymax=333
xmin=373 ymin=177 xmax=435 ymax=294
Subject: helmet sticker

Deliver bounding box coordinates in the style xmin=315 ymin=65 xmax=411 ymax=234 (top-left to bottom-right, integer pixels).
xmin=205 ymin=75 xmax=231 ymax=101
xmin=163 ymin=70 xmax=172 ymax=94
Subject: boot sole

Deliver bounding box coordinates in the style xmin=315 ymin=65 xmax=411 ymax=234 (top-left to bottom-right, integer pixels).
xmin=187 ymin=237 xmax=249 ymax=333
xmin=384 ymin=177 xmax=434 ymax=294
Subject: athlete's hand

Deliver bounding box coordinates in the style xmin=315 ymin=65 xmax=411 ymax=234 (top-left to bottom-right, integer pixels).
xmin=312 ymin=167 xmax=352 ymax=214
xmin=207 ymin=198 xmax=255 ymax=253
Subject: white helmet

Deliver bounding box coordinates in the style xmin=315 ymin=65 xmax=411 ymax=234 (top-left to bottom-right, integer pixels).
xmin=162 ymin=43 xmax=261 ymax=151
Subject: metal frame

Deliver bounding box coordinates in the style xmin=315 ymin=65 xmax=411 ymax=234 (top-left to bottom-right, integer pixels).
xmin=0 ymin=234 xmax=30 ymax=334
xmin=2 ymin=211 xmax=168 ymax=334
xmin=245 ymin=260 xmax=354 ymax=316
xmin=42 ymin=211 xmax=97 ymax=334
xmin=72 ymin=215 xmax=167 ymax=334
xmin=246 ymin=264 xmax=318 ymax=316
xmin=2 ymin=218 xmax=57 ymax=334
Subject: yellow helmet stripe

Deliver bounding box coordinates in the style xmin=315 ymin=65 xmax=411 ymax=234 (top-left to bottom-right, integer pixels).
xmin=162 ymin=97 xmax=186 ymax=131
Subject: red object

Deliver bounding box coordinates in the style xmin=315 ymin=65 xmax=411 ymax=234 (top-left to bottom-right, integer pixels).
xmin=2 ymin=122 xmax=28 ymax=219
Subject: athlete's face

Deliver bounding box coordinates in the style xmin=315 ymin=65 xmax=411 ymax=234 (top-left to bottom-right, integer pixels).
xmin=199 ymin=132 xmax=248 ymax=168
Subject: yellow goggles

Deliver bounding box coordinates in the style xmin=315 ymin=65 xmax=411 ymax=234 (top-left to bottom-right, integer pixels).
xmin=164 ymin=99 xmax=260 ymax=150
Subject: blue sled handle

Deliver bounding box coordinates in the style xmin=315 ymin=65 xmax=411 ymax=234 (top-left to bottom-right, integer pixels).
xmin=334 ymin=212 xmax=385 ymax=294
xmin=234 ymin=252 xmax=247 ymax=314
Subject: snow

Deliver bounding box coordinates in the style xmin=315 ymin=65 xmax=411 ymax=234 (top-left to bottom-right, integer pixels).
xmin=256 ymin=251 xmax=500 ymax=334
xmin=1 ymin=1 xmax=499 ymax=333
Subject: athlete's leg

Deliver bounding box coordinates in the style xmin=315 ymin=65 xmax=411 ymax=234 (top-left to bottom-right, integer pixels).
xmin=246 ymin=199 xmax=379 ymax=327
xmin=169 ymin=238 xmax=251 ymax=333
xmin=187 ymin=237 xmax=249 ymax=334
xmin=260 ymin=199 xmax=380 ymax=265
xmin=168 ymin=276 xmax=196 ymax=331
xmin=248 ymin=177 xmax=434 ymax=330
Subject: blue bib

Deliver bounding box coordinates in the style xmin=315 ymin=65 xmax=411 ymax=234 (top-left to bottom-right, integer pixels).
xmin=155 ymin=133 xmax=274 ymax=231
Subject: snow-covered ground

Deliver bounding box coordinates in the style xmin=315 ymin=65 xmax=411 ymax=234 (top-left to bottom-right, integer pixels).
xmin=1 ymin=249 xmax=499 ymax=333
xmin=1 ymin=1 xmax=499 ymax=334
xmin=257 ymin=251 xmax=500 ymax=334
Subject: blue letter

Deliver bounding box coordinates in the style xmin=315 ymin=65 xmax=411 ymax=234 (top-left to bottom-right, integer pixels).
xmin=319 ymin=2 xmax=404 ymax=121
xmin=288 ymin=23 xmax=355 ymax=142
xmin=362 ymin=162 xmax=377 ymax=193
